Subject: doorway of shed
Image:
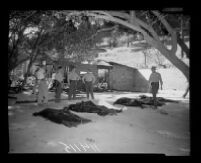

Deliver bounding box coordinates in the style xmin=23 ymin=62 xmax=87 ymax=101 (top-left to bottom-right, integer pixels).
xmin=98 ymin=69 xmax=109 ymax=88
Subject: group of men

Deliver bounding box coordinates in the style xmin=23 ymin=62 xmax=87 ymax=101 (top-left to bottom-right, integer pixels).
xmin=68 ymin=66 xmax=96 ymax=100
xmin=33 ymin=63 xmax=163 ymax=109
xmin=34 ymin=65 xmax=96 ymax=105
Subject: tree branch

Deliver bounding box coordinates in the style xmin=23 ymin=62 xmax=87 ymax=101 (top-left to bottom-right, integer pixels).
xmin=107 ymin=11 xmax=130 ymax=20
xmin=129 ymin=11 xmax=136 ymax=24
xmin=86 ymin=11 xmax=164 ymax=54
xmin=171 ymin=30 xmax=177 ymax=54
xmin=152 ymin=10 xmax=177 ymax=54
xmin=9 ymin=56 xmax=30 ymax=73
xmin=135 ymin=17 xmax=161 ymax=42
xmin=86 ymin=25 xmax=118 ymax=41
xmin=152 ymin=11 xmax=174 ymax=32
xmin=177 ymin=33 xmax=189 ymax=58
xmin=22 ymin=11 xmax=37 ymax=23
xmin=86 ymin=12 xmax=144 ymax=33
xmin=90 ymin=10 xmax=114 ymax=17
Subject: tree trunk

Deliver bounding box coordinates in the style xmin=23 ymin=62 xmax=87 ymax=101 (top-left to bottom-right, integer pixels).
xmin=177 ymin=34 xmax=189 ymax=58
xmin=143 ymin=51 xmax=147 ymax=68
xmin=156 ymin=44 xmax=189 ymax=82
xmin=21 ymin=48 xmax=39 ymax=89
xmin=183 ymin=85 xmax=189 ymax=98
xmin=21 ymin=59 xmax=33 ymax=89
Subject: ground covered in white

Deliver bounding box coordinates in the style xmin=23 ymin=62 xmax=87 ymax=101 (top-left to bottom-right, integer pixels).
xmin=8 ymin=88 xmax=189 ymax=155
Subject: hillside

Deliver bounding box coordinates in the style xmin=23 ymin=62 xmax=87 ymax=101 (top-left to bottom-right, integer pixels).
xmin=95 ymin=44 xmax=189 ymax=91
xmin=96 ymin=43 xmax=189 ymax=69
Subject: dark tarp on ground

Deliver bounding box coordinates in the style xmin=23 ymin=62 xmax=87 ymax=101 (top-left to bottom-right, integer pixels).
xmin=33 ymin=108 xmax=91 ymax=127
xmin=33 ymin=101 xmax=122 ymax=127
xmin=113 ymin=95 xmax=179 ymax=108
xmin=64 ymin=101 xmax=122 ymax=116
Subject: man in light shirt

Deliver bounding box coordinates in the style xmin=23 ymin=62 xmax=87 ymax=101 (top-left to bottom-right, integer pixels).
xmin=38 ymin=78 xmax=49 ymax=105
xmin=36 ymin=66 xmax=45 ymax=80
xmin=32 ymin=67 xmax=40 ymax=95
xmin=68 ymin=67 xmax=80 ymax=100
xmin=36 ymin=65 xmax=49 ymax=105
xmin=82 ymin=69 xmax=96 ymax=100
xmin=55 ymin=66 xmax=64 ymax=102
xmin=148 ymin=66 xmax=163 ymax=109
xmin=33 ymin=66 xmax=46 ymax=95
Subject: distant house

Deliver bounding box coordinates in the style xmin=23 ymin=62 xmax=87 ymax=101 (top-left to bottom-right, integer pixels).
xmin=107 ymin=61 xmax=149 ymax=92
xmin=87 ymin=60 xmax=149 ymax=92
xmin=75 ymin=60 xmax=149 ymax=92
xmin=75 ymin=63 xmax=98 ymax=78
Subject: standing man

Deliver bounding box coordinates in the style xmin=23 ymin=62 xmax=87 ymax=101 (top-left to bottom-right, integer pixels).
xmin=48 ymin=69 xmax=56 ymax=90
xmin=148 ymin=66 xmax=163 ymax=109
xmin=38 ymin=77 xmax=49 ymax=105
xmin=82 ymin=69 xmax=96 ymax=100
xmin=68 ymin=66 xmax=80 ymax=100
xmin=32 ymin=67 xmax=40 ymax=95
xmin=55 ymin=66 xmax=64 ymax=102
xmin=37 ymin=65 xmax=49 ymax=105
xmin=34 ymin=66 xmax=46 ymax=95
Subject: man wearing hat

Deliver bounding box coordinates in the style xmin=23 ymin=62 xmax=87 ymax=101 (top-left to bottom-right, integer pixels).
xmin=68 ymin=66 xmax=80 ymax=100
xmin=55 ymin=66 xmax=64 ymax=102
xmin=82 ymin=69 xmax=96 ymax=100
xmin=148 ymin=66 xmax=163 ymax=109
xmin=37 ymin=65 xmax=49 ymax=105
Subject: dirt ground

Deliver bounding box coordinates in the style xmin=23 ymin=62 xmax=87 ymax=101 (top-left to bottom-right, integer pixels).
xmin=8 ymin=89 xmax=189 ymax=155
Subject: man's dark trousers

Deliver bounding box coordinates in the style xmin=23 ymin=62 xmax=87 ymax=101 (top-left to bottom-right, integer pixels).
xmin=55 ymin=80 xmax=62 ymax=102
xmin=68 ymin=80 xmax=77 ymax=100
xmin=85 ymin=81 xmax=94 ymax=99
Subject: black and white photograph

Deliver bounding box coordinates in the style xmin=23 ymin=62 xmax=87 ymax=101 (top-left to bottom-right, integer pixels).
xmin=8 ymin=9 xmax=190 ymax=155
